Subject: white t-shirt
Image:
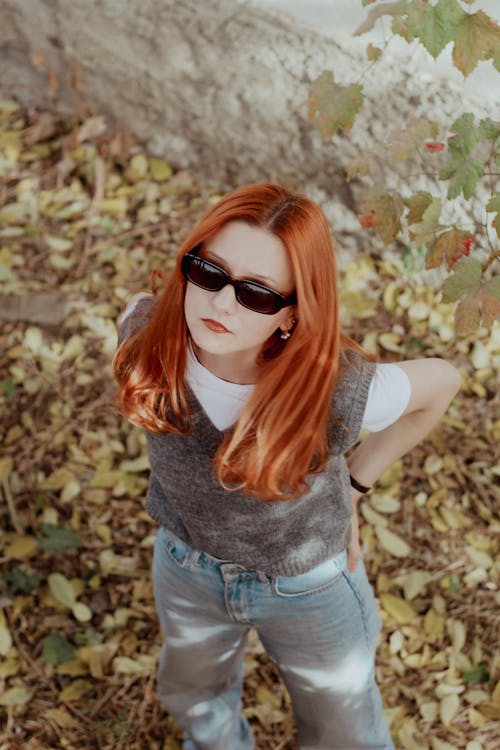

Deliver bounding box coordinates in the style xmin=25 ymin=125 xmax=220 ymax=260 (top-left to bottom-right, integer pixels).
xmin=121 ymin=299 xmax=411 ymax=432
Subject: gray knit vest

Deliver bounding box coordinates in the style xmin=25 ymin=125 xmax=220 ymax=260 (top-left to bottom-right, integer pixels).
xmin=117 ymin=298 xmax=376 ymax=576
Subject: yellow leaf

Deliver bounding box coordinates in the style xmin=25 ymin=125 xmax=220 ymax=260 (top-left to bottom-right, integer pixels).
xmin=0 ymin=685 xmax=35 ymax=706
xmin=419 ymin=701 xmax=438 ymax=721
xmin=96 ymin=197 xmax=128 ymax=216
xmin=149 ymin=157 xmax=173 ymax=181
xmin=44 ymin=707 xmax=76 ymax=728
xmin=431 ymin=740 xmax=458 ymax=750
xmin=59 ymin=679 xmax=93 ymax=702
xmin=60 ymin=479 xmax=81 ymax=503
xmin=468 ymin=706 xmax=488 ymax=728
xmin=395 ymin=570 xmax=432 ymax=600
xmin=48 ymin=573 xmax=76 ymax=607
xmin=0 ymin=624 xmax=13 ymax=656
xmin=256 ymin=685 xmax=282 ymax=710
xmin=119 ymin=455 xmax=150 ymax=472
xmin=4 ymin=535 xmax=39 ymax=559
xmin=380 ymin=594 xmax=417 ymax=624
xmin=440 ymin=693 xmax=460 ymax=725
xmin=72 ymin=602 xmax=92 ymax=622
xmin=113 ymin=655 xmax=155 ymax=676
xmin=424 ymin=608 xmax=445 ymax=639
xmin=378 ymin=332 xmax=402 ymax=353
xmin=0 ymin=457 xmax=13 ymax=481
xmin=375 ymin=526 xmax=411 ymax=557
xmin=369 ymin=494 xmax=401 ymax=513
xmin=0 ymin=658 xmax=21 ymax=678
xmin=465 ymin=546 xmax=493 ymax=569
xmin=56 ymin=659 xmax=88 ymax=676
xmin=447 ymin=619 xmax=467 ymax=653
xmin=360 ymin=502 xmax=388 ymax=528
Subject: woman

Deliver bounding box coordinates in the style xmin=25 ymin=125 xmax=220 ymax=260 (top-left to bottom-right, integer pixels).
xmin=113 ymin=183 xmax=461 ymax=750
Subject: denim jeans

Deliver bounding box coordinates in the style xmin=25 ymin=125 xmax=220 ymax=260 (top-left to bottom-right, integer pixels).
xmin=152 ymin=526 xmax=395 ymax=750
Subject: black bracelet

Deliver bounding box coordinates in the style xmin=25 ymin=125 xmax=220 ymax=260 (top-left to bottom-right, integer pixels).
xmin=349 ymin=473 xmax=371 ymax=494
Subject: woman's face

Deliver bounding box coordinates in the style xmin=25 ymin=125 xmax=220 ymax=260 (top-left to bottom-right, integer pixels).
xmin=184 ymin=220 xmax=296 ymax=376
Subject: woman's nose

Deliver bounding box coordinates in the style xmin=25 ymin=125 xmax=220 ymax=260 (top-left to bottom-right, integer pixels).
xmin=212 ymin=283 xmax=237 ymax=311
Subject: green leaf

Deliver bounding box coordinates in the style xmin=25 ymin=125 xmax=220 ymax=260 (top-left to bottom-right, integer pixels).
xmin=463 ymin=664 xmax=490 ymax=684
xmin=447 ymin=113 xmax=482 ymax=158
xmin=48 ymin=572 xmax=77 ymax=607
xmin=439 ymin=158 xmax=484 ymax=199
xmin=361 ymin=186 xmax=404 ymax=243
xmin=478 ymin=117 xmax=500 ymax=141
xmin=354 ymin=1 xmax=407 ymax=36
xmin=387 ymin=117 xmax=438 ymax=162
xmin=39 ymin=524 xmax=83 ymax=552
xmin=486 ymin=193 xmax=500 ymax=239
xmin=406 ymin=0 xmax=466 ymax=59
xmin=442 ymin=257 xmax=481 ymax=303
xmin=42 ymin=632 xmax=76 ymax=665
xmin=453 ymin=11 xmax=500 ymax=77
xmin=307 ymin=71 xmax=363 ymax=140
xmin=2 ymin=567 xmax=41 ymax=595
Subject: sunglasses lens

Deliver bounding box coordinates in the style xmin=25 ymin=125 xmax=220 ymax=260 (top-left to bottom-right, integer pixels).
xmin=186 ymin=256 xmax=225 ymax=291
xmin=238 ymin=284 xmax=281 ymax=314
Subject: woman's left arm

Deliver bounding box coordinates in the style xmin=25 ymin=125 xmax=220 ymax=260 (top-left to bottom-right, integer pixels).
xmin=346 ymin=357 xmax=461 ymax=571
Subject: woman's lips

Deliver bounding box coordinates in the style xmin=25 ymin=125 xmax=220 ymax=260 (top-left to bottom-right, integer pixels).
xmin=202 ymin=318 xmax=231 ymax=333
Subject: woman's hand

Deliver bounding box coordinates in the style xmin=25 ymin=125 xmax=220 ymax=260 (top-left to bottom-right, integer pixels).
xmin=347 ymin=489 xmax=362 ymax=573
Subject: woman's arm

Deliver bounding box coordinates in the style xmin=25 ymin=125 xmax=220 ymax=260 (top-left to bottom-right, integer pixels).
xmin=346 ymin=358 xmax=461 ymax=571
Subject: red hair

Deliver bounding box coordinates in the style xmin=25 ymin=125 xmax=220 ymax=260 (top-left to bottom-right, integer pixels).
xmin=113 ymin=183 xmax=377 ymax=501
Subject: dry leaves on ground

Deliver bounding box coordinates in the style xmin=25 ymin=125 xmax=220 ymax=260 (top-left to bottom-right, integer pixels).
xmin=0 ymin=102 xmax=499 ymax=750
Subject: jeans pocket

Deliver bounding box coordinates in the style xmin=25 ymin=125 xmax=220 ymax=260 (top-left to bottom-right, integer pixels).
xmin=336 ymin=550 xmax=383 ymax=649
xmin=160 ymin=527 xmax=196 ymax=570
xmin=271 ymin=554 xmax=345 ymax=598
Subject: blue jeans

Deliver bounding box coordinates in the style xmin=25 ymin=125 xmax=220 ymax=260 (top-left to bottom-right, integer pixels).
xmin=152 ymin=526 xmax=395 ymax=750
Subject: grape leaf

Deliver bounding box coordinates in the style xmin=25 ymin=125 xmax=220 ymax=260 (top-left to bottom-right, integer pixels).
xmin=481 ymin=277 xmax=500 ymax=328
xmin=387 ymin=117 xmax=438 ymax=162
xmin=307 ymin=71 xmax=363 ymax=140
xmin=391 ymin=14 xmax=413 ymax=43
xmin=430 ymin=229 xmax=474 ymax=271
xmin=486 ymin=193 xmax=500 ymax=239
xmin=455 ymin=292 xmax=482 ymax=335
xmin=442 ymin=257 xmax=481 ymax=302
xmin=478 ymin=117 xmax=500 ymax=141
xmin=408 ymin=196 xmax=442 ymax=243
xmin=453 ymin=11 xmax=500 ymax=77
xmin=447 ymin=113 xmax=482 ymax=158
xmin=406 ymin=0 xmax=466 ymax=58
xmin=361 ymin=186 xmax=404 ymax=243
xmin=354 ymin=1 xmax=407 ymax=36
xmin=439 ymin=158 xmax=484 ymax=199
xmin=345 ymin=152 xmax=374 ymax=181
xmin=405 ymin=191 xmax=433 ymax=225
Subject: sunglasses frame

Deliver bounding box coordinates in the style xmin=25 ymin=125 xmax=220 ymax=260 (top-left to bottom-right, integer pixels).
xmin=181 ymin=249 xmax=297 ymax=315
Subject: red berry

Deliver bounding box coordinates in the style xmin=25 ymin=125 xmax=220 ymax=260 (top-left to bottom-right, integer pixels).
xmin=359 ymin=211 xmax=375 ymax=229
xmin=424 ymin=141 xmax=445 ymax=152
xmin=463 ymin=236 xmax=474 ymax=255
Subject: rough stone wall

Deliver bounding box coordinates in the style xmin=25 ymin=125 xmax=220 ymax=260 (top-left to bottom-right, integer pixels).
xmin=1 ymin=0 xmax=495 ymax=263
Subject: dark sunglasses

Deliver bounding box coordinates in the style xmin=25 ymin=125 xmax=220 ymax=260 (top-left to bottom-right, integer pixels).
xmin=181 ymin=250 xmax=297 ymax=315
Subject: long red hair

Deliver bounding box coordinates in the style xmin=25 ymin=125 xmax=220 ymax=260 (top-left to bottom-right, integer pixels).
xmin=113 ymin=183 xmax=377 ymax=501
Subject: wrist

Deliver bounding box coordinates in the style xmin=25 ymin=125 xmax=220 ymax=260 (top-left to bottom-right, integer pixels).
xmin=349 ymin=473 xmax=372 ymax=494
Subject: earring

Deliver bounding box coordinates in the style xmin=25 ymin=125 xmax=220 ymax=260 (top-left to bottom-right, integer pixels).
xmin=280 ymin=318 xmax=296 ymax=340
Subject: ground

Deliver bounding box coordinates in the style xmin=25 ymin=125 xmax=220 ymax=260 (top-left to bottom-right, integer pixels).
xmin=0 ymin=103 xmax=498 ymax=750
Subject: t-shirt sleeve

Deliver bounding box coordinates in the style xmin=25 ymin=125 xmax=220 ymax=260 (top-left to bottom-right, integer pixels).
xmin=116 ymin=294 xmax=155 ymax=348
xmin=361 ymin=363 xmax=411 ymax=432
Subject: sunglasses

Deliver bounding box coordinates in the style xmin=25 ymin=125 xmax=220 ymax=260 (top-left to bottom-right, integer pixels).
xmin=181 ymin=250 xmax=297 ymax=315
